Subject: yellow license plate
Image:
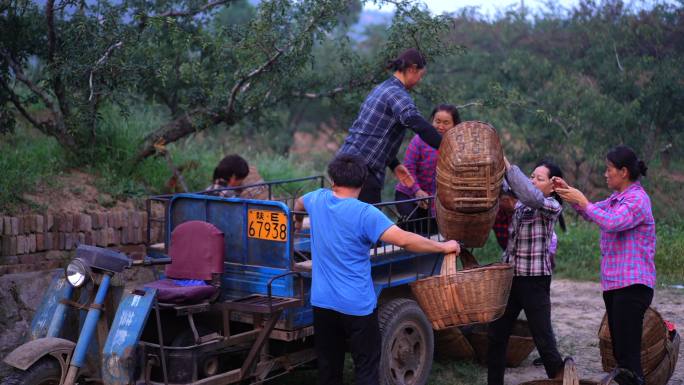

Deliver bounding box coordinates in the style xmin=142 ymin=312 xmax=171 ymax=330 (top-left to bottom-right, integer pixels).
xmin=247 ymin=209 xmax=288 ymax=242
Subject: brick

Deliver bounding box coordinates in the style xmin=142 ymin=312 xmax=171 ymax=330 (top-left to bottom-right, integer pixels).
xmin=19 ymin=254 xmax=37 ymax=264
xmin=10 ymin=217 xmax=19 ymax=235
xmin=85 ymin=231 xmax=94 ymax=246
xmin=2 ymin=217 xmax=9 ymax=235
xmin=28 ymin=215 xmax=37 ymax=233
xmin=44 ymin=232 xmax=53 ymax=250
xmin=55 ymin=214 xmax=64 ymax=232
xmin=36 ymin=233 xmax=45 ymax=251
xmin=16 ymin=216 xmax=24 ymax=234
xmin=77 ymin=232 xmax=85 ymax=246
xmin=72 ymin=214 xmax=81 ymax=232
xmin=64 ymin=233 xmax=74 ymax=250
xmin=79 ymin=214 xmax=92 ymax=232
xmin=65 ymin=214 xmax=74 ymax=232
xmin=58 ymin=233 xmax=66 ymax=250
xmin=130 ymin=211 xmax=141 ymax=228
xmin=1 ymin=255 xmax=19 ymax=265
xmin=5 ymin=236 xmax=17 ymax=256
xmin=0 ymin=217 xmax=3 ymax=234
xmin=16 ymin=235 xmax=27 ymax=255
xmin=35 ymin=215 xmax=44 ymax=233
xmin=141 ymin=212 xmax=148 ymax=230
xmin=94 ymin=212 xmax=106 ymax=229
xmin=106 ymin=228 xmax=116 ymax=246
xmin=28 ymin=234 xmax=36 ymax=253
xmin=45 ymin=214 xmax=54 ymax=231
xmin=95 ymin=230 xmax=106 ymax=247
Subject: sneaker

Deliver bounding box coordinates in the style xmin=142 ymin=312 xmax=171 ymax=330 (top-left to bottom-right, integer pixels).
xmin=614 ymin=368 xmax=645 ymax=385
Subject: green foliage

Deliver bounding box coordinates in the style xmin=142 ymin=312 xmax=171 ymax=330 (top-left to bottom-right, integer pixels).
xmin=0 ymin=129 xmax=66 ymax=211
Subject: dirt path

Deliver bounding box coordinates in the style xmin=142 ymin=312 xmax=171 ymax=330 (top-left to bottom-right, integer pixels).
xmin=503 ymin=279 xmax=683 ymax=385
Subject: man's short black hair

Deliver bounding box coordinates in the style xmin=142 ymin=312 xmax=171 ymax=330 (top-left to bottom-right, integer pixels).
xmin=327 ymin=154 xmax=368 ymax=188
xmin=213 ymin=154 xmax=249 ymax=181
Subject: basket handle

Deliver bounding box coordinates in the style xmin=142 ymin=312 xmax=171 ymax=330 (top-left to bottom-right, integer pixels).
xmin=440 ymin=249 xmax=480 ymax=275
xmin=561 ymin=357 xmax=579 ymax=385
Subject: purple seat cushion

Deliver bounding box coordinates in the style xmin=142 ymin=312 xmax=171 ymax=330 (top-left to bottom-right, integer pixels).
xmin=144 ymin=279 xmax=218 ymax=304
xmin=167 ymin=220 xmax=224 ymax=281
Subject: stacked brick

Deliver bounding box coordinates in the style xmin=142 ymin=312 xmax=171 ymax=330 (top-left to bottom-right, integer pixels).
xmin=0 ymin=211 xmax=163 ymax=275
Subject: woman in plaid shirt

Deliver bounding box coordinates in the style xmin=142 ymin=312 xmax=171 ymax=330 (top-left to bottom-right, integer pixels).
xmin=487 ymin=158 xmax=566 ymax=385
xmin=394 ymin=104 xmax=460 ymax=233
xmin=555 ymin=145 xmax=655 ymax=385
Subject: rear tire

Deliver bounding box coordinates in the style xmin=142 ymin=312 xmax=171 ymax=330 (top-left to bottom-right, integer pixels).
xmin=1 ymin=358 xmax=61 ymax=385
xmin=378 ymin=298 xmax=434 ymax=385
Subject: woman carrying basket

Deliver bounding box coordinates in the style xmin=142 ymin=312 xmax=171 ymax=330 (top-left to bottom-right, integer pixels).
xmin=554 ymin=145 xmax=655 ymax=385
xmin=487 ymin=158 xmax=565 ymax=385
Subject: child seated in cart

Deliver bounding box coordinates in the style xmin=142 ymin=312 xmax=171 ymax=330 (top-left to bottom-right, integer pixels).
xmin=294 ymin=154 xmax=460 ymax=385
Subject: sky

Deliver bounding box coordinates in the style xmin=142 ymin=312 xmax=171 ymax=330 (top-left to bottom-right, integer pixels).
xmin=364 ymin=0 xmax=678 ymax=16
xmin=364 ymin=0 xmax=576 ymax=16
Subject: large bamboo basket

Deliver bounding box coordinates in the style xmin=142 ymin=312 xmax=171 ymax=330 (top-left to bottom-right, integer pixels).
xmin=598 ymin=308 xmax=668 ymax=375
xmin=435 ymin=198 xmax=498 ymax=248
xmin=467 ymin=320 xmax=536 ymax=367
xmin=436 ymin=121 xmax=505 ymax=213
xmin=434 ymin=327 xmax=476 ymax=361
xmin=410 ymin=251 xmax=513 ymax=330
xmin=598 ymin=308 xmax=679 ymax=385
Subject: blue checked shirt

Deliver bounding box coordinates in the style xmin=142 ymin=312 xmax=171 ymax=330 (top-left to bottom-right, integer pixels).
xmin=339 ymin=76 xmax=430 ymax=182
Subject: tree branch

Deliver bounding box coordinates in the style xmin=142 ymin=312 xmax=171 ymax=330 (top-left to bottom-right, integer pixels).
xmin=454 ymin=101 xmax=483 ymax=109
xmin=89 ymin=41 xmax=123 ymax=102
xmin=0 ymin=78 xmax=45 ymax=131
xmin=226 ymin=48 xmax=283 ymax=115
xmin=46 ymin=0 xmax=69 ymax=117
xmin=156 ymin=0 xmax=234 ymax=17
xmin=0 ymin=50 xmax=57 ymax=113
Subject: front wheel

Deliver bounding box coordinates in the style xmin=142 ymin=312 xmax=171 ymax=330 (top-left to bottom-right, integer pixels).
xmin=1 ymin=358 xmax=61 ymax=385
xmin=378 ymin=298 xmax=434 ymax=385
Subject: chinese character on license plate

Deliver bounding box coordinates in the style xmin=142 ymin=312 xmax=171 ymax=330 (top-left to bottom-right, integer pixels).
xmin=247 ymin=209 xmax=288 ymax=242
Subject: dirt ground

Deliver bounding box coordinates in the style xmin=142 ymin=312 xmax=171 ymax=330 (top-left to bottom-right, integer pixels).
xmin=503 ymin=279 xmax=683 ymax=385
xmin=18 ymin=170 xmax=139 ymax=214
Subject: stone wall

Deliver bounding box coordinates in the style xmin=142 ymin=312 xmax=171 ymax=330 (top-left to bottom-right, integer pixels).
xmin=0 ymin=210 xmax=163 ymax=275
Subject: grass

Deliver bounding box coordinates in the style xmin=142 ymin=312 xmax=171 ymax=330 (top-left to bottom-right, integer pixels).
xmin=0 ymin=129 xmax=66 ymax=212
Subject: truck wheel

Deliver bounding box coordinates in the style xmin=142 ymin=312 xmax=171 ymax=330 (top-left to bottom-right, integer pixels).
xmin=1 ymin=358 xmax=61 ymax=385
xmin=378 ymin=298 xmax=433 ymax=385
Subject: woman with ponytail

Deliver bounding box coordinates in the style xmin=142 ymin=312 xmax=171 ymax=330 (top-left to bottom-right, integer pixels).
xmin=554 ymin=145 xmax=655 ymax=385
xmin=338 ymin=48 xmax=443 ymax=204
xmin=487 ymin=157 xmax=565 ymax=385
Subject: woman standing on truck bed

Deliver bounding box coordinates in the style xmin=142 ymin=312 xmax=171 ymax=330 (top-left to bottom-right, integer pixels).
xmin=337 ymin=48 xmax=443 ymax=204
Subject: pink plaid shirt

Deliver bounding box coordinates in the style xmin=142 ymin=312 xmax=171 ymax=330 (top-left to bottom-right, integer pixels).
xmin=573 ymin=182 xmax=656 ymax=291
xmin=395 ymin=135 xmax=438 ymax=197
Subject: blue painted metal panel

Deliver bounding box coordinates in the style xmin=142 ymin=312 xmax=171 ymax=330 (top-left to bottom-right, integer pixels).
xmin=102 ymin=287 xmax=157 ymax=385
xmin=32 ymin=271 xmax=73 ymax=339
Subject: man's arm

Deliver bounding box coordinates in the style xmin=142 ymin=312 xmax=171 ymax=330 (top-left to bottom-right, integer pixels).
xmin=293 ymin=197 xmax=306 ymax=231
xmin=380 ymin=225 xmax=460 ymax=254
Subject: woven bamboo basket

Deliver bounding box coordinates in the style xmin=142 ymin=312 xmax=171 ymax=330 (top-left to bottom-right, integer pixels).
xmin=598 ymin=307 xmax=679 ymax=385
xmin=467 ymin=320 xmax=536 ymax=367
xmin=434 ymin=327 xmax=477 ymax=361
xmin=518 ymin=357 xmax=608 ymax=385
xmin=436 ymin=121 xmax=505 ymax=213
xmin=435 ymin=198 xmax=498 ymax=248
xmin=598 ymin=308 xmax=668 ymax=375
xmin=410 ymin=251 xmax=513 ymax=330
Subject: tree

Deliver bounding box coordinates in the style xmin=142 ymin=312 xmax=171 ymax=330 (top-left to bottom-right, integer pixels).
xmin=0 ymin=0 xmax=460 ymax=166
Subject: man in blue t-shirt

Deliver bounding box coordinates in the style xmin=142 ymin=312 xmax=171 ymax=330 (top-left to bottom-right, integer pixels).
xmin=294 ymin=154 xmax=460 ymax=385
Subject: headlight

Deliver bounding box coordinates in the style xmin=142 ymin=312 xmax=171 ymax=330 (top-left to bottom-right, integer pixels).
xmin=65 ymin=259 xmax=89 ymax=287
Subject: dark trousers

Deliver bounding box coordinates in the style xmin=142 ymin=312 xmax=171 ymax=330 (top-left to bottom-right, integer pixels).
xmin=394 ymin=190 xmax=437 ymax=235
xmin=487 ymin=276 xmax=563 ymax=385
xmin=359 ymin=170 xmax=383 ymax=204
xmin=313 ymin=306 xmax=381 ymax=385
xmin=603 ymin=284 xmax=653 ymax=378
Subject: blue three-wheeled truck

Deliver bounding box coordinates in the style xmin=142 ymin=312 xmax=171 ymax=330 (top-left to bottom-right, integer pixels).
xmin=2 ymin=176 xmax=451 ymax=385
